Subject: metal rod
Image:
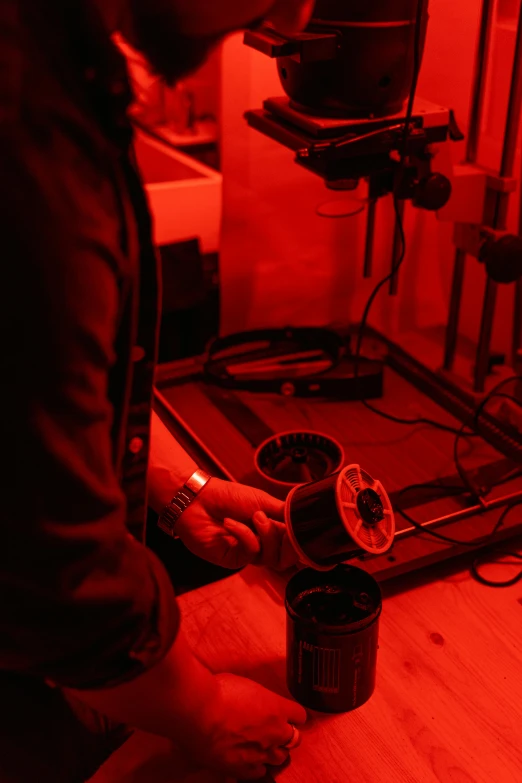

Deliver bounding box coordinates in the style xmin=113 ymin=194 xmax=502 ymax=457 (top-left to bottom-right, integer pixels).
xmin=474 ymin=276 xmax=498 ymax=392
xmin=474 ymin=3 xmax=522 ymax=388
xmin=394 ymin=489 xmax=522 ymax=542
xmin=363 ymin=199 xmax=377 ymax=278
xmin=494 ymin=0 xmax=522 ymax=228
xmin=513 ymin=279 xmax=522 ymax=372
xmin=500 ymin=5 xmax=522 ymax=179
xmin=443 ymin=0 xmax=494 ymax=375
xmin=466 ymin=0 xmax=495 ymax=163
xmin=514 ymin=138 xmax=522 ymax=372
xmin=389 ymin=200 xmax=405 ymax=296
xmin=444 ymin=249 xmax=467 ymax=371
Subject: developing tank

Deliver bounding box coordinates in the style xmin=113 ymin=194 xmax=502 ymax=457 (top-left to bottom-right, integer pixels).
xmin=285 ymin=565 xmax=382 ymax=712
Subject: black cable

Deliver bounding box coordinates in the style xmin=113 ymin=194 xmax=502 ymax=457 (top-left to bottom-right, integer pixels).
xmin=490 ymin=392 xmax=522 ymax=409
xmin=471 ymin=548 xmax=522 ymax=588
xmin=352 ymin=0 xmax=472 ymax=438
xmin=453 ymin=378 xmax=522 ymax=500
xmin=362 ymin=398 xmax=474 ymax=435
xmin=394 ymin=382 xmax=522 ymax=544
xmin=395 ymin=473 xmax=522 ymax=587
xmin=395 ymin=496 xmax=522 ymax=548
xmin=453 ymin=420 xmax=481 ymax=500
xmin=470 ymin=377 xmax=522 ymax=432
xmin=400 ymin=464 xmax=522 ymax=504
xmin=396 ymin=500 xmax=522 ymax=586
xmin=395 ymin=380 xmax=522 ymax=539
xmin=392 ymin=383 xmax=522 ymax=584
xmin=353 ymin=0 xmax=423 ymax=365
xmin=398 ymin=482 xmax=468 ymax=496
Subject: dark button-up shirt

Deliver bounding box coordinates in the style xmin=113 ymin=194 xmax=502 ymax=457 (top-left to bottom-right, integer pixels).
xmin=1 ymin=1 xmax=180 ymax=778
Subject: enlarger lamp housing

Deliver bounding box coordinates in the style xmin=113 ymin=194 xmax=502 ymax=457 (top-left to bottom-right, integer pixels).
xmin=246 ymin=0 xmax=430 ymax=118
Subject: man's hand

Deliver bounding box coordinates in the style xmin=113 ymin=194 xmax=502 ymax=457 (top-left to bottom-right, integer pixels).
xmin=175 ymin=478 xmax=299 ymax=571
xmin=72 ymin=631 xmax=307 ymax=781
xmin=192 ymin=672 xmax=307 ymax=780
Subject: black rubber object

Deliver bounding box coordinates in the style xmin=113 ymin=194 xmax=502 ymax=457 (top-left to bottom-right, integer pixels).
xmin=480 ymin=235 xmax=522 ymax=284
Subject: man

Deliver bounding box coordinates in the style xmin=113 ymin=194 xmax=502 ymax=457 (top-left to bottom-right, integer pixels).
xmin=0 ymin=0 xmax=315 ymax=781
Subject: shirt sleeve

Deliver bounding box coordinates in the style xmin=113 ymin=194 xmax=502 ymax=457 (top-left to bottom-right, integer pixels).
xmin=0 ymin=116 xmax=180 ymax=689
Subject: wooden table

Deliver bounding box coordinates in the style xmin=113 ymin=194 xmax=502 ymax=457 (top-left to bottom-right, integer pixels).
xmin=91 ymin=552 xmax=522 ymax=783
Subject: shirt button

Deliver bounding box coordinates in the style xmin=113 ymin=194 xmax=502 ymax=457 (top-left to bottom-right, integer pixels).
xmin=128 ymin=437 xmax=144 ymax=455
xmin=111 ymin=80 xmax=127 ymax=96
xmin=131 ymin=345 xmax=146 ymax=362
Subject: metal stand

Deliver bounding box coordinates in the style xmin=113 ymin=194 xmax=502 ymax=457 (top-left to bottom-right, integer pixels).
xmin=514 ymin=280 xmax=522 ymax=373
xmin=473 ymin=1 xmax=522 ymax=391
xmin=364 ymin=198 xmax=377 ymax=278
xmin=444 ymin=249 xmax=467 ymax=370
xmin=389 ymin=200 xmax=405 ymax=296
xmin=513 ymin=119 xmax=522 ymax=374
xmin=443 ymin=0 xmax=494 ymax=372
xmin=439 ymin=0 xmax=522 ymax=391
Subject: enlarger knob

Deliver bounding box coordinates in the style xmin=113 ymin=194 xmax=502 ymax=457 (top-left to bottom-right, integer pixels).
xmin=413 ymin=173 xmax=452 ymax=211
xmin=479 ymin=235 xmax=522 ymax=283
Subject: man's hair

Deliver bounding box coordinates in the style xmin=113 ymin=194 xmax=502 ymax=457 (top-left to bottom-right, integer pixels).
xmin=129 ymin=0 xmax=222 ymax=84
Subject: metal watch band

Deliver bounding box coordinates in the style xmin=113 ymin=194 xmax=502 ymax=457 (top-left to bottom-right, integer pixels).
xmin=157 ymin=469 xmax=211 ymax=538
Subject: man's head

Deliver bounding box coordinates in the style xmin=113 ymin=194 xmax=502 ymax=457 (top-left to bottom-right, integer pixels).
xmin=118 ymin=0 xmax=315 ymax=83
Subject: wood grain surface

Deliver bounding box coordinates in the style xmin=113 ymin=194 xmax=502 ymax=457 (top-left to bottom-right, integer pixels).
xmin=91 ymin=551 xmax=522 ymax=783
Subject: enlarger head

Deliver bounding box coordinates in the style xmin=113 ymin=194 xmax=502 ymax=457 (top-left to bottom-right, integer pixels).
xmin=246 ymin=0 xmax=430 ymax=118
xmin=244 ymin=0 xmax=455 ymax=201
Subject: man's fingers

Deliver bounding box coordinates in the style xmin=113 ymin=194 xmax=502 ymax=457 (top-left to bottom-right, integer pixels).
xmin=250 ymin=488 xmax=285 ymax=521
xmin=223 ymin=519 xmax=261 ymax=555
xmin=278 ymin=529 xmax=300 ymax=571
xmin=251 ymin=511 xmax=282 ymax=567
xmin=238 ymin=763 xmax=267 ymax=780
xmin=251 ymin=513 xmax=299 ymax=571
xmin=286 ymin=700 xmax=308 ymax=725
xmin=266 ymin=747 xmax=290 ymax=766
xmin=224 ymin=480 xmax=285 ymax=521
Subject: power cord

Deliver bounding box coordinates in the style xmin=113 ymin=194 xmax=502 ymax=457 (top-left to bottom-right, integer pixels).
xmin=452 ymin=376 xmax=522 ymax=500
xmin=395 ymin=376 xmax=522 ymax=587
xmin=395 ymin=498 xmax=522 ymax=587
xmin=471 ymin=546 xmax=522 ymax=588
xmin=394 ymin=381 xmax=522 ymax=547
xmin=352 ymin=0 xmax=469 ymax=438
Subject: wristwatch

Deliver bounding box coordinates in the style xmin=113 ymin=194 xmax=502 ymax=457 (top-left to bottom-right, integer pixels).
xmin=157 ymin=469 xmax=212 ymax=538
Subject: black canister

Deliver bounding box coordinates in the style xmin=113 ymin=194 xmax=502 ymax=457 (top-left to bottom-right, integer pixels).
xmin=286 ymin=565 xmax=382 ymax=713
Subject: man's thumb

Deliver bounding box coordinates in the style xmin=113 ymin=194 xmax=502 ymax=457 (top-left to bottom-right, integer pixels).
xmin=253 ymin=489 xmax=285 ymax=521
